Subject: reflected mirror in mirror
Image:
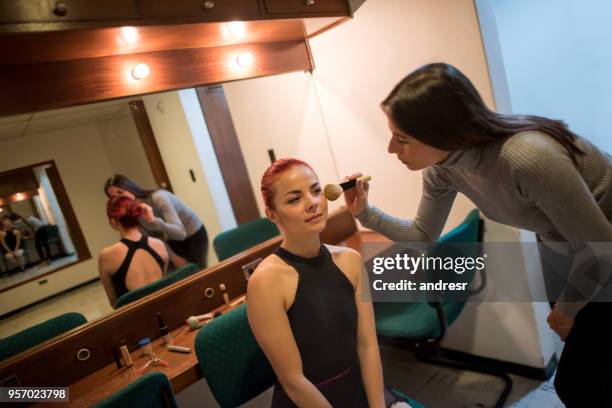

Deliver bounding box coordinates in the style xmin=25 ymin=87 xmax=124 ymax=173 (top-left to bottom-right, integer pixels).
xmin=0 ymin=162 xmax=86 ymax=290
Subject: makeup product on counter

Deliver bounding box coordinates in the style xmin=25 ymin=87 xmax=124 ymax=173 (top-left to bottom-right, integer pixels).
xmin=138 ymin=338 xmax=154 ymax=357
xmin=219 ymin=283 xmax=230 ymax=306
xmin=324 ymin=175 xmax=372 ymax=201
xmin=167 ymin=345 xmax=191 ymax=354
xmin=119 ymin=340 xmax=133 ymax=367
xmin=111 ymin=346 xmax=123 ymax=369
xmin=186 ymin=316 xmax=204 ymax=331
xmin=156 ymin=313 xmax=172 ymax=345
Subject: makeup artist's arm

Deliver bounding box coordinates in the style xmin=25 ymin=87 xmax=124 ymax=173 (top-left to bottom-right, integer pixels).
xmin=141 ymin=191 xmax=187 ymax=241
xmin=247 ymin=265 xmax=332 ymax=408
xmin=98 ymin=247 xmax=118 ymax=307
xmin=337 ymin=248 xmax=386 ymax=408
xmin=344 ymin=170 xmax=456 ymax=242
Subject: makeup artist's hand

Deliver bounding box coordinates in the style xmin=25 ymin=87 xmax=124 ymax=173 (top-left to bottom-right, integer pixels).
xmin=343 ymin=172 xmax=369 ymax=216
xmin=140 ymin=203 xmax=156 ymax=223
xmin=547 ymin=305 xmax=574 ymax=341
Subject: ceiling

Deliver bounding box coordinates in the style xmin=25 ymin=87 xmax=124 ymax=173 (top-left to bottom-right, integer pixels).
xmin=0 ymin=98 xmax=133 ymax=141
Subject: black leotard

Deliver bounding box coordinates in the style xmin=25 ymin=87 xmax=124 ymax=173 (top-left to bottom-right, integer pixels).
xmin=111 ymin=233 xmax=164 ymax=298
xmin=271 ymin=244 xmax=368 ymax=407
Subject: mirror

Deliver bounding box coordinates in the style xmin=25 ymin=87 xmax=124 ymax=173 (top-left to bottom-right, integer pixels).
xmin=0 ymin=70 xmax=340 ymax=358
xmin=0 ymin=162 xmax=87 ymax=290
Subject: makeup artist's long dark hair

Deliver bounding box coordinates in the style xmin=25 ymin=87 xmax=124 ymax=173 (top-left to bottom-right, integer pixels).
xmin=104 ymin=174 xmax=157 ymax=199
xmin=382 ymin=63 xmax=585 ymax=165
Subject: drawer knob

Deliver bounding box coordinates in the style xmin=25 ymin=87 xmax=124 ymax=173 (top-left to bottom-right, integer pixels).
xmin=53 ymin=2 xmax=68 ymax=17
xmin=203 ymin=1 xmax=215 ymax=9
xmin=305 ymin=0 xmax=315 ymax=5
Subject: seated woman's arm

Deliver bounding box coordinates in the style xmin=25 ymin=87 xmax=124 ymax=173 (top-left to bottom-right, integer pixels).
xmin=13 ymin=229 xmax=22 ymax=251
xmin=342 ymin=249 xmax=386 ymax=408
xmin=247 ymin=266 xmax=332 ymax=408
xmin=98 ymin=248 xmax=118 ymax=307
xmin=0 ymin=231 xmax=10 ymax=253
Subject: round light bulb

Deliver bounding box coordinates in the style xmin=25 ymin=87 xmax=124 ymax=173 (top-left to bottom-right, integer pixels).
xmin=120 ymin=27 xmax=139 ymax=44
xmin=131 ymin=63 xmax=150 ymax=80
xmin=236 ymin=52 xmax=254 ymax=67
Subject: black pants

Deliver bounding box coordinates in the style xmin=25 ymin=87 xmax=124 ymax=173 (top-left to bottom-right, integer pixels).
xmin=554 ymin=302 xmax=612 ymax=407
xmin=167 ymin=225 xmax=208 ymax=269
xmin=35 ymin=225 xmax=54 ymax=261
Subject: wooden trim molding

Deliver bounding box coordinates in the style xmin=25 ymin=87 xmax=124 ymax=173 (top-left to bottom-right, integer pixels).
xmin=0 ymin=40 xmax=313 ymax=116
xmin=196 ymin=85 xmax=261 ymax=224
xmin=129 ymin=100 xmax=173 ymax=192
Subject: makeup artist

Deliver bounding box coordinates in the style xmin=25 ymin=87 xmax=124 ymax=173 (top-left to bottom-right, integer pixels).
xmin=105 ymin=174 xmax=209 ymax=268
xmin=343 ymin=63 xmax=612 ymax=407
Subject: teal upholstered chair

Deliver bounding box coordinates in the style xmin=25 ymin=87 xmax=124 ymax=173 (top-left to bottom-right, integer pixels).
xmin=114 ymin=263 xmax=200 ymax=308
xmin=374 ymin=209 xmax=511 ymax=408
xmin=0 ymin=312 xmax=86 ymax=362
xmin=195 ymin=304 xmax=424 ymax=408
xmin=213 ymin=218 xmax=279 ymax=262
xmin=95 ymin=372 xmax=177 ymax=408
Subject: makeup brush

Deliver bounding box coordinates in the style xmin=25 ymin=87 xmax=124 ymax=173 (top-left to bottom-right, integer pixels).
xmin=324 ymin=175 xmax=371 ymax=201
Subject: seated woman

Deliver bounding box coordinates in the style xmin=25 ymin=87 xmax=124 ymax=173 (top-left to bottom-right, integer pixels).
xmin=98 ymin=196 xmax=169 ymax=307
xmin=247 ymin=158 xmax=410 ymax=408
xmin=1 ymin=218 xmax=26 ymax=272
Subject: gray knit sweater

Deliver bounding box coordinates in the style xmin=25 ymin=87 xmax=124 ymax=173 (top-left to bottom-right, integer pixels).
xmin=140 ymin=190 xmax=203 ymax=241
xmin=357 ymin=131 xmax=612 ymax=317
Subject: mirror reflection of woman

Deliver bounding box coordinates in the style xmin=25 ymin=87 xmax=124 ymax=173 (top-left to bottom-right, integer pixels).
xmin=104 ymin=174 xmax=208 ymax=268
xmin=247 ymin=159 xmax=410 ymax=408
xmin=1 ymin=218 xmax=26 ymax=272
xmin=343 ymin=63 xmax=612 ymax=407
xmin=98 ymin=196 xmax=169 ymax=307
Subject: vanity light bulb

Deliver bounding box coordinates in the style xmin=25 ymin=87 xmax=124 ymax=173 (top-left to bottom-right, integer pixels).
xmin=236 ymin=52 xmax=254 ymax=67
xmin=120 ymin=27 xmax=139 ymax=44
xmin=131 ymin=63 xmax=150 ymax=80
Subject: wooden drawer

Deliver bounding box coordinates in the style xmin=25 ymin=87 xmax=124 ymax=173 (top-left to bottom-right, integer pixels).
xmin=0 ymin=0 xmax=139 ymax=23
xmin=264 ymin=0 xmax=347 ymax=14
xmin=138 ymin=0 xmax=260 ymax=20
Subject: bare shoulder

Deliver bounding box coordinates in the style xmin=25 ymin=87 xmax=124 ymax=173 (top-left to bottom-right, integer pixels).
xmin=247 ymin=254 xmax=294 ymax=296
xmin=326 ymin=245 xmax=362 ymax=288
xmin=98 ymin=243 xmax=124 ymax=264
xmin=326 ymin=244 xmax=361 ymax=263
xmin=147 ymin=236 xmax=168 ymax=255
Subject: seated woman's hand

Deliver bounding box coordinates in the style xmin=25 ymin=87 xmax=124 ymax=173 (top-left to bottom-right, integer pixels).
xmin=343 ymin=172 xmax=370 ymax=216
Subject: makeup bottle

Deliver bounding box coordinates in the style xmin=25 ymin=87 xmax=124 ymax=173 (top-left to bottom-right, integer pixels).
xmin=119 ymin=340 xmax=133 ymax=367
xmin=156 ymin=313 xmax=172 ymax=345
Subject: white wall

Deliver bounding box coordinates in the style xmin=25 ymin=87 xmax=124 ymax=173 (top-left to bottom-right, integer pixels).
xmin=487 ymin=0 xmax=612 ymax=153
xmin=224 ymin=71 xmax=343 ymax=214
xmin=98 ymin=109 xmax=157 ymax=188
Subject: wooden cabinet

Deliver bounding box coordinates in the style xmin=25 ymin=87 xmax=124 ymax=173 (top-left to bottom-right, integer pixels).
xmin=0 ymin=0 xmax=138 ymax=23
xmin=137 ymin=0 xmax=261 ymax=20
xmin=264 ymin=0 xmax=347 ymax=14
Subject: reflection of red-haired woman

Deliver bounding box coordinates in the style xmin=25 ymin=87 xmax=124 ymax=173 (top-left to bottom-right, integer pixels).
xmin=98 ymin=196 xmax=169 ymax=307
xmin=248 ymin=158 xmax=411 ymax=408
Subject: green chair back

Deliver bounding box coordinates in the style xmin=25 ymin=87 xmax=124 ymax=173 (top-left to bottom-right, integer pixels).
xmin=195 ymin=304 xmax=276 ymax=408
xmin=114 ymin=263 xmax=200 ymax=308
xmin=213 ymin=218 xmax=279 ymax=262
xmin=375 ymin=209 xmax=482 ymax=339
xmin=0 ymin=312 xmax=86 ymax=362
xmin=95 ymin=372 xmax=177 ymax=408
